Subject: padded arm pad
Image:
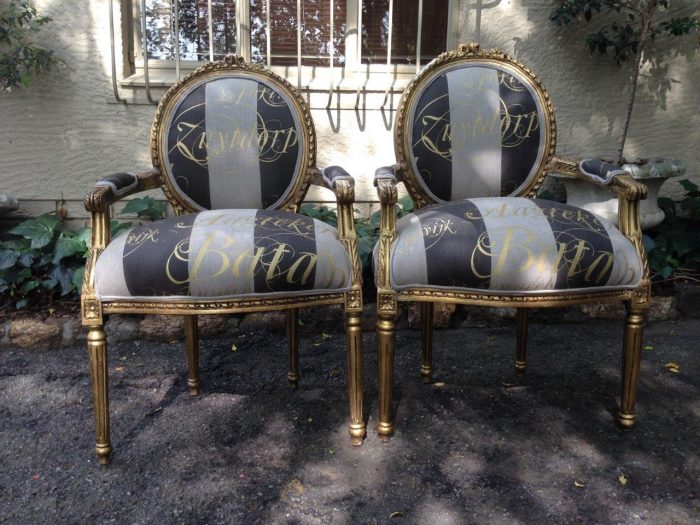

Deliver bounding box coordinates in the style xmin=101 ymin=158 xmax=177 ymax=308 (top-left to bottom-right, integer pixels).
xmin=323 ymin=165 xmax=354 ymax=189
xmin=374 ymin=165 xmax=397 ymax=185
xmin=578 ymin=159 xmax=629 ymax=185
xmin=95 ymin=172 xmax=139 ymax=196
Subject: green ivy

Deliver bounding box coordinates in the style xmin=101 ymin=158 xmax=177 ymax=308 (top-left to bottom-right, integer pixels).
xmin=643 ymin=179 xmax=700 ymax=280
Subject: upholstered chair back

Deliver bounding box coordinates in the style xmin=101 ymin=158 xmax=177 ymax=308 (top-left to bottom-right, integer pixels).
xmin=152 ymin=57 xmax=315 ymax=213
xmin=397 ymin=45 xmax=555 ymax=205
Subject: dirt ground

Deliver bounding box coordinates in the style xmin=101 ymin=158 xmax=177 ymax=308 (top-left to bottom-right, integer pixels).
xmin=1 ymin=317 xmax=698 ymax=524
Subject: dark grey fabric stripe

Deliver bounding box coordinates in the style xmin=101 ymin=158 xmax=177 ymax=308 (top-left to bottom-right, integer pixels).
xmin=532 ymin=200 xmax=614 ymax=288
xmin=410 ymin=73 xmax=452 ymax=201
xmin=167 ymin=85 xmax=211 ymax=209
xmin=498 ymin=71 xmax=542 ymax=196
xmin=206 ymin=77 xmax=262 ymax=209
xmin=122 ymin=214 xmax=197 ymax=296
xmin=257 ymin=83 xmax=301 ymax=208
xmin=448 ymin=66 xmax=502 ymax=199
xmin=417 ymin=200 xmax=491 ymax=288
xmin=252 ymin=210 xmax=317 ymax=293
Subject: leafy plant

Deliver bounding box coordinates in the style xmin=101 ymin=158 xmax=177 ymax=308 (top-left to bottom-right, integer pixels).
xmin=643 ymin=179 xmax=700 ymax=279
xmin=0 ymin=214 xmax=130 ymax=309
xmin=551 ymin=1 xmax=699 ymax=163
xmin=121 ymin=197 xmax=167 ymax=220
xmin=0 ymin=0 xmax=60 ymax=91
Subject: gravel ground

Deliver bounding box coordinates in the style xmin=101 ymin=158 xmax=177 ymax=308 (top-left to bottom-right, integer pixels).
xmin=0 ymin=317 xmax=698 ymax=524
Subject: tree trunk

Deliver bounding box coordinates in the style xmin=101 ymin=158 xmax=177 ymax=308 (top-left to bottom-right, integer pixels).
xmin=616 ymin=1 xmax=659 ymax=164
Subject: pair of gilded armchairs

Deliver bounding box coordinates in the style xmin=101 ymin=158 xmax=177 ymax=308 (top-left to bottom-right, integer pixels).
xmin=82 ymin=45 xmax=649 ymax=464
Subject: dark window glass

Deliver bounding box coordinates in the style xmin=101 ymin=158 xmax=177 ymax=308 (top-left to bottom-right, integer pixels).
xmin=361 ymin=0 xmax=448 ymax=65
xmin=250 ymin=0 xmax=346 ymax=66
xmin=145 ymin=0 xmax=236 ymax=60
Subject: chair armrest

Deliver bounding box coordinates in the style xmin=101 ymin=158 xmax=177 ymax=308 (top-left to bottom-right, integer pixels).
xmin=374 ymin=165 xmax=399 ymax=206
xmin=84 ymin=168 xmax=162 ymax=212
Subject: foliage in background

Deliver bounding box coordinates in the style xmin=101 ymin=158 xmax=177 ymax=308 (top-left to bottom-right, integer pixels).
xmin=0 ymin=197 xmax=164 ymax=309
xmin=0 ymin=0 xmax=60 ymax=91
xmin=643 ymin=179 xmax=700 ymax=280
xmin=550 ymin=0 xmax=699 ymax=163
xmin=302 ymin=197 xmax=415 ymax=277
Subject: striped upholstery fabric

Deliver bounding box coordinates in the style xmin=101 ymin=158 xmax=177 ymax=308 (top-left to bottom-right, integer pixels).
xmin=409 ymin=65 xmax=546 ymax=200
xmin=378 ymin=198 xmax=642 ymax=293
xmin=95 ymin=210 xmax=352 ymax=300
xmin=162 ymin=76 xmax=303 ymax=210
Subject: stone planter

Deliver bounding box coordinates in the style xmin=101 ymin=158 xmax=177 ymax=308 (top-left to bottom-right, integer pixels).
xmin=553 ymin=158 xmax=685 ymax=230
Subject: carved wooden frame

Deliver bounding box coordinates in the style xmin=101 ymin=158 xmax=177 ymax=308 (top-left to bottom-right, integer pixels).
xmin=81 ymin=57 xmax=365 ymax=465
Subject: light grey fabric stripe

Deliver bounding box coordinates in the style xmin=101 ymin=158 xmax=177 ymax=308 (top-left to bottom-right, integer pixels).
xmin=205 ymin=78 xmax=261 ymax=209
xmin=187 ymin=210 xmax=258 ymax=296
xmin=448 ymin=67 xmax=502 ymax=199
xmin=598 ymin=218 xmax=643 ymax=287
xmin=473 ymin=197 xmax=559 ymax=291
xmin=390 ymin=214 xmax=429 ymax=288
xmin=314 ymin=221 xmax=353 ymax=291
xmin=94 ymin=231 xmax=130 ymax=298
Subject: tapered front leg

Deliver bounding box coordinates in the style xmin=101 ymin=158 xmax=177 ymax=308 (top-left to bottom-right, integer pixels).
xmin=515 ymin=308 xmax=528 ymax=375
xmin=87 ymin=326 xmax=111 ymax=465
xmin=286 ymin=309 xmax=299 ymax=387
xmin=618 ymin=303 xmax=646 ymax=430
xmin=346 ymin=311 xmax=365 ymax=445
xmin=377 ymin=312 xmax=396 ymax=440
xmin=421 ymin=302 xmax=434 ymax=380
xmin=184 ymin=316 xmax=200 ymax=395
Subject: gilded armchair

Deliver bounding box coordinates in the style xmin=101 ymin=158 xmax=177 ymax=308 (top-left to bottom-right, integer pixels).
xmin=82 ymin=56 xmax=365 ymax=464
xmin=374 ymin=43 xmax=650 ymax=440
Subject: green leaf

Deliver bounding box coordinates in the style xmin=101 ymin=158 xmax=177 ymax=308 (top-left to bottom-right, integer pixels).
xmin=49 ymin=264 xmax=74 ymax=295
xmin=0 ymin=249 xmax=18 ymax=270
xmin=52 ymin=236 xmax=86 ymax=264
xmin=110 ymin=220 xmax=133 ymax=237
xmin=71 ymin=267 xmax=85 ymax=292
xmin=9 ymin=213 xmax=58 ymax=249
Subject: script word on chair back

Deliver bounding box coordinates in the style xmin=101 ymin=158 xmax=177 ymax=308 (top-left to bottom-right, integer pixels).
xmin=152 ymin=57 xmax=315 ymax=213
xmin=397 ymin=44 xmax=555 ymax=205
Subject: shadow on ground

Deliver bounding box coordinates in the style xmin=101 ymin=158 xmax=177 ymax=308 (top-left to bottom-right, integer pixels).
xmin=1 ymin=318 xmax=698 ymax=524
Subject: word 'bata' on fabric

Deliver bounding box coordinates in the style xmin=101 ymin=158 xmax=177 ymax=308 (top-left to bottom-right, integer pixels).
xmin=94 ymin=210 xmax=352 ymax=299
xmin=382 ymin=198 xmax=643 ymax=293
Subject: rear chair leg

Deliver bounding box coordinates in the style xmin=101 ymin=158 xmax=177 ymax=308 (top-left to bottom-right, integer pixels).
xmin=286 ymin=309 xmax=299 ymax=387
xmin=618 ymin=302 xmax=646 ymax=430
xmin=515 ymin=308 xmax=528 ymax=375
xmin=421 ymin=302 xmax=434 ymax=380
xmin=87 ymin=326 xmax=111 ymax=465
xmin=184 ymin=316 xmax=200 ymax=395
xmin=346 ymin=311 xmax=365 ymax=445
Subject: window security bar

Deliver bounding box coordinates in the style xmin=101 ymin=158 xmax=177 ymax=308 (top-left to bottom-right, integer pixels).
xmin=109 ymin=1 xmax=449 ymax=105
xmin=108 ymin=0 xmax=125 ymax=103
xmin=140 ymin=0 xmax=156 ymax=104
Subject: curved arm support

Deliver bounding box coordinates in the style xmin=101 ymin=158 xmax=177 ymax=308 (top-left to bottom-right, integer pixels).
xmin=546 ymin=156 xmax=650 ymax=299
xmin=374 ymin=167 xmax=400 ymax=306
xmin=84 ymin=168 xmax=162 ymax=213
xmin=311 ymin=166 xmax=363 ymax=311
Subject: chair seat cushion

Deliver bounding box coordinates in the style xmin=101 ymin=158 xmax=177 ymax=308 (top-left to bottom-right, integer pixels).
xmin=380 ymin=198 xmax=643 ymax=293
xmin=95 ymin=209 xmax=352 ymax=300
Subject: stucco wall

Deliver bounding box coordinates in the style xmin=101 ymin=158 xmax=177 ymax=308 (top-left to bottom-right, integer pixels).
xmin=1 ymin=0 xmax=698 ymax=220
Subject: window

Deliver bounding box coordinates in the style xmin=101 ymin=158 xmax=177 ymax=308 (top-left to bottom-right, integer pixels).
xmin=115 ymin=0 xmax=459 ymax=102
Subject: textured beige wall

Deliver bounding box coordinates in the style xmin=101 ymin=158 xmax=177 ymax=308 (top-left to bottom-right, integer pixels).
xmin=1 ymin=0 xmax=698 ymax=219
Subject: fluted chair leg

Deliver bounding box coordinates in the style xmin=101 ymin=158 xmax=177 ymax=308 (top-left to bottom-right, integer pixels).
xmin=184 ymin=316 xmax=200 ymax=395
xmin=515 ymin=308 xmax=528 ymax=375
xmin=346 ymin=311 xmax=365 ymax=445
xmin=87 ymin=326 xmax=111 ymax=465
xmin=286 ymin=309 xmax=299 ymax=387
xmin=618 ymin=302 xmax=646 ymax=430
xmin=421 ymin=302 xmax=434 ymax=381
xmin=377 ymin=312 xmax=396 ymax=440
